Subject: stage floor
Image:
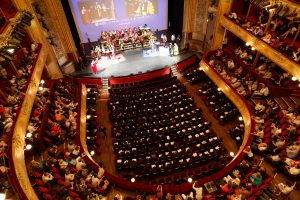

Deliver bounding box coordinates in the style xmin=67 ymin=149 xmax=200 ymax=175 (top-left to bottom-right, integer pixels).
xmin=71 ymin=48 xmax=196 ymax=78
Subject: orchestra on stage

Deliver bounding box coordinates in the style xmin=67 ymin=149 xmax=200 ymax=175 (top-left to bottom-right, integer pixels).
xmin=89 ymin=25 xmax=181 ymax=74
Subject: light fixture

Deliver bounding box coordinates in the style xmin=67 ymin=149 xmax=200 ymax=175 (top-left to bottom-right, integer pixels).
xmin=25 ymin=144 xmax=32 ymax=150
xmin=217 ymin=88 xmax=221 ymax=91
xmin=90 ymin=150 xmax=95 ymax=156
xmin=187 ymin=178 xmax=193 ymax=183
xmin=291 ymin=76 xmax=297 ymax=81
xmin=40 ymin=80 xmax=45 ymax=84
xmin=245 ymin=42 xmax=250 ymax=46
xmin=38 ymin=86 xmax=43 ymax=91
xmin=238 ymin=116 xmax=243 ymax=121
xmin=0 ymin=193 xmax=6 ymax=200
xmin=251 ymin=47 xmax=255 ymax=51
xmin=87 ymin=88 xmax=91 ymax=92
xmin=26 ymin=132 xmax=32 ymax=138
xmin=230 ymin=152 xmax=235 ymax=157
xmin=87 ymin=115 xmax=91 ymax=119
xmin=131 ymin=177 xmax=135 ymax=182
xmin=7 ymin=48 xmax=15 ymax=54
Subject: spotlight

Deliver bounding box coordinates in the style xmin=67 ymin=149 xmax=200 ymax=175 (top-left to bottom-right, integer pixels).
xmin=40 ymin=80 xmax=45 ymax=84
xmin=188 ymin=178 xmax=193 ymax=183
xmin=245 ymin=42 xmax=250 ymax=46
xmin=25 ymin=144 xmax=32 ymax=150
xmin=291 ymin=77 xmax=297 ymax=81
xmin=90 ymin=150 xmax=95 ymax=156
xmin=131 ymin=177 xmax=135 ymax=182
xmin=87 ymin=88 xmax=91 ymax=92
xmin=38 ymin=86 xmax=43 ymax=91
xmin=230 ymin=152 xmax=235 ymax=157
xmin=26 ymin=132 xmax=32 ymax=138
xmin=87 ymin=115 xmax=91 ymax=119
xmin=251 ymin=47 xmax=255 ymax=51
xmin=238 ymin=116 xmax=243 ymax=121
xmin=217 ymin=88 xmax=221 ymax=91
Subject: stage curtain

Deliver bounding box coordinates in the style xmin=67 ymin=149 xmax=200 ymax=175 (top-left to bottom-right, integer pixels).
xmin=183 ymin=0 xmax=198 ymax=33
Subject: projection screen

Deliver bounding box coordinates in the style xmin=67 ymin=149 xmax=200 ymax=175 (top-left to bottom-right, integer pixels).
xmin=68 ymin=0 xmax=168 ymax=43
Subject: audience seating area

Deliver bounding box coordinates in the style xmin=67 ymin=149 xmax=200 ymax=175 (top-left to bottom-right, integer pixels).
xmin=109 ymin=75 xmax=229 ymax=182
xmin=233 ymin=45 xmax=300 ymax=90
xmin=197 ymin=82 xmax=239 ymax=124
xmin=206 ymin=49 xmax=270 ymax=98
xmin=227 ymin=6 xmax=300 ymax=63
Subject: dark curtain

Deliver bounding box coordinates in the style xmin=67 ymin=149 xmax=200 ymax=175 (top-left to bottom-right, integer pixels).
xmin=168 ymin=0 xmax=184 ymax=36
xmin=60 ymin=0 xmax=82 ymax=56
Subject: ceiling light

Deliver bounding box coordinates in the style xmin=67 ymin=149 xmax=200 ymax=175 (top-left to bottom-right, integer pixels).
xmin=131 ymin=178 xmax=135 ymax=182
xmin=291 ymin=76 xmax=297 ymax=81
xmin=38 ymin=86 xmax=43 ymax=91
xmin=238 ymin=116 xmax=243 ymax=121
xmin=245 ymin=42 xmax=250 ymax=46
xmin=188 ymin=178 xmax=193 ymax=183
xmin=90 ymin=150 xmax=95 ymax=156
xmin=251 ymin=47 xmax=255 ymax=51
xmin=40 ymin=80 xmax=45 ymax=84
xmin=230 ymin=152 xmax=235 ymax=157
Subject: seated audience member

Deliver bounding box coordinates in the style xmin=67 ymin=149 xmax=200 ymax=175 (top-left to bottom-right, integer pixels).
xmin=251 ymin=172 xmax=262 ymax=186
xmin=42 ymin=172 xmax=53 ymax=183
xmin=286 ymin=145 xmax=299 ymax=159
xmin=220 ymin=179 xmax=233 ymax=193
xmin=277 ymin=182 xmax=296 ymax=195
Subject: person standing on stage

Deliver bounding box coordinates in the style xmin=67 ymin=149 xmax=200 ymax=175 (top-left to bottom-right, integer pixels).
xmin=169 ymin=43 xmax=173 ymax=56
xmin=171 ymin=34 xmax=176 ymax=44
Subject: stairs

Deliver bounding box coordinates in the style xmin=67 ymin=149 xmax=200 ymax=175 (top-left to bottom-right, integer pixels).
xmin=274 ymin=96 xmax=299 ymax=110
xmin=170 ymin=65 xmax=178 ymax=75
xmin=102 ymin=78 xmax=109 ymax=89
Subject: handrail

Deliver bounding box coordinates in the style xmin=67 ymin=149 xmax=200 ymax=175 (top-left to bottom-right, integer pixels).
xmin=220 ymin=15 xmax=300 ymax=79
xmin=76 ymin=55 xmax=255 ymax=194
xmin=8 ymin=45 xmax=46 ymax=200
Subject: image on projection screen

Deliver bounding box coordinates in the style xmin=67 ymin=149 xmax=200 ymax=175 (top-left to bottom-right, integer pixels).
xmin=68 ymin=0 xmax=167 ymax=43
xmin=78 ymin=0 xmax=116 ymax=24
xmin=125 ymin=0 xmax=158 ymax=17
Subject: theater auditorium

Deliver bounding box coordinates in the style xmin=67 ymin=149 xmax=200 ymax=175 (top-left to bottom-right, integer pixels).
xmin=0 ymin=0 xmax=299 ymax=199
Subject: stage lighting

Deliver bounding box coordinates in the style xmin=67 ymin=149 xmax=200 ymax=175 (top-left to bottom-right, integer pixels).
xmin=230 ymin=152 xmax=235 ymax=157
xmin=40 ymin=80 xmax=45 ymax=84
xmin=131 ymin=178 xmax=135 ymax=182
xmin=187 ymin=178 xmax=193 ymax=183
xmin=238 ymin=116 xmax=243 ymax=121
xmin=291 ymin=76 xmax=297 ymax=81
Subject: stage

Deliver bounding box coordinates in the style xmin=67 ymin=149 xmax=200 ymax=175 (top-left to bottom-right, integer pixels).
xmin=71 ymin=48 xmax=197 ymax=78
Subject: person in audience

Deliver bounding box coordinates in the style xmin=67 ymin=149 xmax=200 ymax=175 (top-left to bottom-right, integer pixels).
xmin=251 ymin=172 xmax=262 ymax=186
xmin=277 ymin=182 xmax=296 ymax=195
xmin=192 ymin=181 xmax=203 ymax=200
xmin=42 ymin=172 xmax=53 ymax=183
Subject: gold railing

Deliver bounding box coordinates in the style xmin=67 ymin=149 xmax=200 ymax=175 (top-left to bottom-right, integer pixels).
xmin=220 ymin=15 xmax=300 ymax=79
xmin=199 ymin=57 xmax=254 ymax=161
xmin=10 ymin=47 xmax=47 ymax=200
